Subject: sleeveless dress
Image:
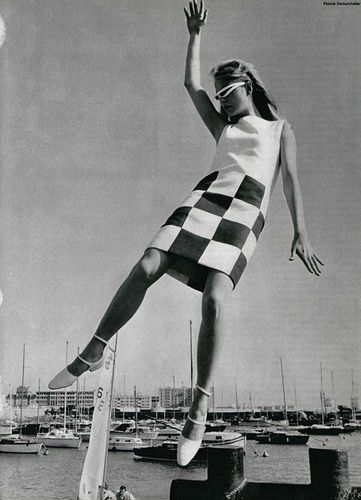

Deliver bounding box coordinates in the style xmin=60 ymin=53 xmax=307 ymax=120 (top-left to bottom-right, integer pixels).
xmin=147 ymin=115 xmax=285 ymax=292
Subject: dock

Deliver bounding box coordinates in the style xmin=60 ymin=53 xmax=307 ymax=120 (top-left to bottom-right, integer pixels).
xmin=170 ymin=445 xmax=361 ymax=499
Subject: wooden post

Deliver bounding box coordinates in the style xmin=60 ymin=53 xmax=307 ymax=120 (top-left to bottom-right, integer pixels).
xmin=207 ymin=445 xmax=245 ymax=498
xmin=170 ymin=445 xmax=245 ymax=500
xmin=309 ymin=448 xmax=351 ymax=500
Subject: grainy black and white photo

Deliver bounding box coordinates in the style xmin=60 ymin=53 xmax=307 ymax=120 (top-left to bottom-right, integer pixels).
xmin=0 ymin=1 xmax=360 ymax=499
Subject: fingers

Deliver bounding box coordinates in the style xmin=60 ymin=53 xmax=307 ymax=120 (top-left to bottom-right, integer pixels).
xmin=311 ymin=255 xmax=322 ymax=275
xmin=314 ymin=254 xmax=324 ymax=266
xmin=199 ymin=0 xmax=204 ymax=17
xmin=187 ymin=0 xmax=207 ymax=20
xmin=184 ymin=7 xmax=190 ymax=20
xmin=296 ymin=250 xmax=314 ymax=275
xmin=296 ymin=250 xmax=323 ymax=276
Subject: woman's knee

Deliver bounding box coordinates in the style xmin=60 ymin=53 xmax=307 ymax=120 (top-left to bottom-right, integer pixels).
xmin=202 ymin=272 xmax=233 ymax=320
xmin=202 ymin=290 xmax=226 ymax=320
xmin=131 ymin=249 xmax=170 ymax=285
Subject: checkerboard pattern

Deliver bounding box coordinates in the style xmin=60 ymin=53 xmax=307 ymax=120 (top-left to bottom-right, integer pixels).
xmin=147 ymin=169 xmax=266 ymax=292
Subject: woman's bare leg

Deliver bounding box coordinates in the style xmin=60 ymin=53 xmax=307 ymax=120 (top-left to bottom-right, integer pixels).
xmin=67 ymin=248 xmax=175 ymax=376
xmin=182 ymin=270 xmax=233 ymax=441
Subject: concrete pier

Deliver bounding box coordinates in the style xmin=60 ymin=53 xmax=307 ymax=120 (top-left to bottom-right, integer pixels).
xmin=170 ymin=446 xmax=361 ymax=500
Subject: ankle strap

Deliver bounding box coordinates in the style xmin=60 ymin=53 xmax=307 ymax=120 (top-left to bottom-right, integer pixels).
xmin=188 ymin=415 xmax=207 ymax=426
xmin=93 ymin=334 xmax=108 ymax=346
xmin=77 ymin=354 xmax=92 ymax=367
xmin=196 ymin=384 xmax=211 ymax=397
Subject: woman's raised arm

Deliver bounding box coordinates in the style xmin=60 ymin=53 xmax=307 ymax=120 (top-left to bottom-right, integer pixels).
xmin=184 ymin=1 xmax=225 ymax=140
xmin=280 ymin=121 xmax=324 ymax=276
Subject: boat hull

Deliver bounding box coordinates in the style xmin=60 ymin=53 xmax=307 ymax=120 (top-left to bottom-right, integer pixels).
xmin=134 ymin=444 xmax=209 ymax=462
xmin=255 ymin=433 xmax=309 ymax=445
xmin=0 ymin=439 xmax=43 ymax=454
xmin=299 ymin=427 xmax=341 ymax=436
xmin=108 ymin=437 xmax=145 ymax=452
xmin=134 ymin=434 xmax=246 ymax=463
xmin=37 ymin=436 xmax=81 ymax=448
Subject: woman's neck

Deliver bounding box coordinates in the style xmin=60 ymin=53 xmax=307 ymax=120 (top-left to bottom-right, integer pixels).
xmin=228 ymin=101 xmax=257 ymax=123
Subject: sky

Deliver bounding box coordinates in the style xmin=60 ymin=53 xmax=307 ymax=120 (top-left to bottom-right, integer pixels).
xmin=0 ymin=0 xmax=360 ymax=410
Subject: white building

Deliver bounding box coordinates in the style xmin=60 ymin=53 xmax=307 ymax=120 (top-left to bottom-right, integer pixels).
xmin=159 ymin=386 xmax=192 ymax=408
xmin=36 ymin=390 xmax=95 ymax=407
xmin=114 ymin=394 xmax=152 ymax=409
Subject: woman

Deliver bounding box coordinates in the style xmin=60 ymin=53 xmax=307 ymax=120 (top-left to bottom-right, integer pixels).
xmin=49 ymin=1 xmax=323 ymax=466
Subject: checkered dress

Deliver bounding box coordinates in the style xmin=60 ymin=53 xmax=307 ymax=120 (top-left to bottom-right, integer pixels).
xmin=147 ymin=115 xmax=285 ymax=292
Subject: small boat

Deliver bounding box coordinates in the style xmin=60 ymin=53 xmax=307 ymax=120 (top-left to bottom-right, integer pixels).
xmin=202 ymin=431 xmax=245 ymax=445
xmin=0 ymin=435 xmax=43 ymax=454
xmin=255 ymin=431 xmax=309 ymax=445
xmin=238 ymin=428 xmax=265 ymax=440
xmin=298 ymin=424 xmax=342 ymax=436
xmin=155 ymin=423 xmax=182 ymax=439
xmin=0 ymin=346 xmax=43 ymax=455
xmin=76 ymin=429 xmax=92 ymax=443
xmin=134 ymin=431 xmax=246 ymax=463
xmin=343 ymin=421 xmax=361 ymax=431
xmin=110 ymin=421 xmax=159 ymax=441
xmin=108 ymin=435 xmax=145 ymax=452
xmin=37 ymin=429 xmax=82 ymax=448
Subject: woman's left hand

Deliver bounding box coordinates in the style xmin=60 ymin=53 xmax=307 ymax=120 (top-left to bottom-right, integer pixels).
xmin=289 ymin=233 xmax=324 ymax=276
xmin=184 ymin=0 xmax=208 ymax=34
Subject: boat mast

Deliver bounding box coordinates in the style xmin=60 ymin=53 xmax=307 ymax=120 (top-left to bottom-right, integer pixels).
xmin=293 ymin=379 xmax=299 ymax=427
xmin=122 ymin=374 xmax=126 ymax=420
xmin=37 ymin=378 xmax=40 ymax=426
xmin=9 ymin=384 xmax=13 ymax=434
xmin=172 ymin=375 xmax=176 ymax=420
xmin=320 ymin=362 xmax=325 ymax=425
xmin=75 ymin=347 xmax=79 ymax=435
xmin=64 ymin=341 xmax=68 ymax=433
xmin=82 ymin=379 xmax=85 ymax=422
xmin=134 ymin=385 xmax=138 ymax=436
xmin=19 ymin=344 xmax=25 ymax=437
xmin=212 ymin=381 xmax=216 ymax=422
xmin=331 ymin=370 xmax=338 ymax=426
xmin=189 ymin=320 xmax=194 ymax=404
xmin=234 ymin=377 xmax=239 ymax=422
xmin=351 ymin=368 xmax=356 ymax=421
xmin=249 ymin=392 xmax=253 ymax=417
xmin=280 ymin=357 xmax=288 ymax=425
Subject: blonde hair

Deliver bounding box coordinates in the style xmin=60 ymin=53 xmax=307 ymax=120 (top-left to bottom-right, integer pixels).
xmin=210 ymin=59 xmax=280 ymax=121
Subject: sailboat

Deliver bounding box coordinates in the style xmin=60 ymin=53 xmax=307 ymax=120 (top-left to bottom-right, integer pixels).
xmin=0 ymin=345 xmax=43 ymax=454
xmin=108 ymin=386 xmax=146 ymax=451
xmin=37 ymin=342 xmax=81 ymax=449
xmin=78 ymin=338 xmax=117 ymax=500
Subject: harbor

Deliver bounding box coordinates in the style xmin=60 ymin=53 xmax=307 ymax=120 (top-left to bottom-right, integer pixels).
xmin=1 ymin=431 xmax=361 ymax=499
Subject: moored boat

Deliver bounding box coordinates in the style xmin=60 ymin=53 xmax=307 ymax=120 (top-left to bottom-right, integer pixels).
xmin=110 ymin=421 xmax=158 ymax=441
xmin=344 ymin=421 xmax=361 ymax=431
xmin=108 ymin=435 xmax=145 ymax=452
xmin=0 ymin=435 xmax=43 ymax=454
xmin=298 ymin=424 xmax=342 ymax=436
xmin=255 ymin=430 xmax=309 ymax=445
xmin=37 ymin=429 xmax=81 ymax=448
xmin=134 ymin=431 xmax=246 ymax=463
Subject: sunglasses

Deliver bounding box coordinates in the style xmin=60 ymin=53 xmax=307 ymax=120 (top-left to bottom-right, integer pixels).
xmin=214 ymin=81 xmax=246 ymax=100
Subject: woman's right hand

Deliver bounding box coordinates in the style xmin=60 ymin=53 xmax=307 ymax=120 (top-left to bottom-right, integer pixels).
xmin=184 ymin=0 xmax=208 ymax=34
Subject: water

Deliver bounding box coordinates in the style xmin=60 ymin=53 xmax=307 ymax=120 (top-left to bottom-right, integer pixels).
xmin=0 ymin=433 xmax=360 ymax=500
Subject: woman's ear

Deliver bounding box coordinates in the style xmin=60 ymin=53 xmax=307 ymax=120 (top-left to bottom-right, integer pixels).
xmin=246 ymin=81 xmax=253 ymax=96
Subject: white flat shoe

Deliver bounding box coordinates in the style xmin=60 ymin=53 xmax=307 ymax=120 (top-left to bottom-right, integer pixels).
xmin=48 ymin=334 xmax=108 ymax=390
xmin=177 ymin=416 xmax=205 ymax=466
xmin=177 ymin=384 xmax=211 ymax=467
